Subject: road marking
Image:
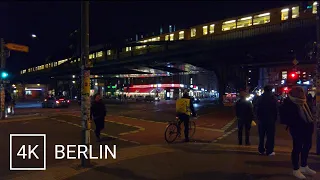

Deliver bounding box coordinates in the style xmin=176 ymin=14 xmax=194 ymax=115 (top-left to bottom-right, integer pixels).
xmin=52 ymin=118 xmax=140 ymax=144
xmin=221 ymin=117 xmax=236 ymax=131
xmin=212 ymin=127 xmax=238 ymax=143
xmin=5 ymin=145 xmax=175 ymax=180
xmin=0 ymin=116 xmax=44 ymax=123
xmin=58 ymin=114 xmax=146 ymax=136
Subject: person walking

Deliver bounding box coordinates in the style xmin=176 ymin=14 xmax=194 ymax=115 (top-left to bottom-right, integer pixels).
xmin=256 ymin=85 xmax=278 ymax=156
xmin=90 ymin=93 xmax=107 ymax=142
xmin=235 ymin=90 xmax=253 ymax=145
xmin=280 ymin=86 xmax=316 ymax=179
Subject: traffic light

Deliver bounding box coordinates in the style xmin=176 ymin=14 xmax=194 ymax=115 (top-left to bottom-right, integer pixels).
xmin=1 ymin=71 xmax=8 ymax=79
xmin=287 ymin=71 xmax=298 ymax=85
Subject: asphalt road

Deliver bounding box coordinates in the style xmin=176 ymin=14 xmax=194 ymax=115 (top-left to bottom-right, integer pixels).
xmin=2 ymin=100 xmax=320 ymax=180
xmin=0 ymin=116 xmax=138 ymax=178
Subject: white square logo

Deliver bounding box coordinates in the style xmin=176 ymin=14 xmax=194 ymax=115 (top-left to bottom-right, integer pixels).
xmin=10 ymin=134 xmax=46 ymax=171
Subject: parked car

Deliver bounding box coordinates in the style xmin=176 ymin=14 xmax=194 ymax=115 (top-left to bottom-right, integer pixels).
xmin=136 ymin=96 xmax=144 ymax=102
xmin=42 ymin=96 xmax=70 ymax=108
xmin=144 ymin=95 xmax=160 ymax=102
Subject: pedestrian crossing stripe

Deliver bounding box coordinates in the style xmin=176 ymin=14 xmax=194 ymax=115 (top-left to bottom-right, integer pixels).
xmin=52 ymin=117 xmax=140 ymax=145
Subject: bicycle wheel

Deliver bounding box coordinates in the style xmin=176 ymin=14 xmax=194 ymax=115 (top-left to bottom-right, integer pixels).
xmin=164 ymin=123 xmax=179 ymax=143
xmin=189 ymin=121 xmax=196 ymax=138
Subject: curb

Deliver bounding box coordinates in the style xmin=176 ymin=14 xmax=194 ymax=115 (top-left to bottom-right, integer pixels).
xmin=0 ymin=114 xmax=44 ymax=123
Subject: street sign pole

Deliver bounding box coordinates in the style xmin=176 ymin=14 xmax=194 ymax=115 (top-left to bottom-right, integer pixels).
xmin=316 ymin=4 xmax=320 ymax=155
xmin=0 ymin=38 xmax=5 ymax=119
xmin=80 ymin=1 xmax=91 ymax=167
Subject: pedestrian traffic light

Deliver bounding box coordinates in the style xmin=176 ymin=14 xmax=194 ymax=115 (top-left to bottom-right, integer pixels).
xmin=1 ymin=71 xmax=8 ymax=79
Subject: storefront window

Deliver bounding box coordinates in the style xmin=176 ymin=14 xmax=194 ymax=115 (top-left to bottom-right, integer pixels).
xmin=253 ymin=13 xmax=270 ymax=25
xmin=222 ymin=20 xmax=236 ymax=31
xmin=281 ymin=8 xmax=289 ymax=21
xmin=237 ymin=16 xmax=252 ymax=28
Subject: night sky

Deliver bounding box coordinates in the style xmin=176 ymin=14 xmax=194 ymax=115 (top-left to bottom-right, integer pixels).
xmin=0 ymin=1 xmax=296 ymax=73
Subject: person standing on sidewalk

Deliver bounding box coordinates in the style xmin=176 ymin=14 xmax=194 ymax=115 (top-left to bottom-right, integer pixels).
xmin=256 ymin=85 xmax=278 ymax=156
xmin=280 ymin=86 xmax=316 ymax=179
xmin=235 ymin=90 xmax=253 ymax=145
xmin=90 ymin=93 xmax=107 ymax=142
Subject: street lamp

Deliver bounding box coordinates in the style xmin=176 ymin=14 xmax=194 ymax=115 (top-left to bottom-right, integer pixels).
xmin=31 ymin=34 xmax=37 ymax=39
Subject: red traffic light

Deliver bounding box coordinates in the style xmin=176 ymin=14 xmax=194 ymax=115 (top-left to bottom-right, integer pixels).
xmin=290 ymin=72 xmax=297 ymax=78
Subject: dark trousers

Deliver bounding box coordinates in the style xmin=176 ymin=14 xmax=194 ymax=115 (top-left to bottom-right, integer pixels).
xmin=258 ymin=122 xmax=275 ymax=154
xmin=178 ymin=114 xmax=190 ymax=140
xmin=94 ymin=118 xmax=105 ymax=139
xmin=290 ymin=126 xmax=313 ymax=170
xmin=238 ymin=119 xmax=251 ymax=145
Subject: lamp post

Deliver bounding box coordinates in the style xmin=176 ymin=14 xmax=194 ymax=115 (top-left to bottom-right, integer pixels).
xmin=80 ymin=0 xmax=91 ymax=167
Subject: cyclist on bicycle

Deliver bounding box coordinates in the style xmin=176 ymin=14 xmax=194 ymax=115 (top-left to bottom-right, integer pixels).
xmin=176 ymin=91 xmax=197 ymax=142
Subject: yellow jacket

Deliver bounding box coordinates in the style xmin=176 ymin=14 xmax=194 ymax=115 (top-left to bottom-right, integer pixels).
xmin=176 ymin=98 xmax=191 ymax=116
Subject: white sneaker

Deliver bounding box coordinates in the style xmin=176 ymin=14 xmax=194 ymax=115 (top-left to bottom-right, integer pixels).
xmin=268 ymin=152 xmax=275 ymax=156
xmin=293 ymin=170 xmax=307 ymax=179
xmin=300 ymin=166 xmax=317 ymax=176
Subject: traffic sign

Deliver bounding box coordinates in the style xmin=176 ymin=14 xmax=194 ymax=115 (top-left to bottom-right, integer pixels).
xmin=5 ymin=43 xmax=29 ymax=53
xmin=292 ymin=59 xmax=299 ymax=65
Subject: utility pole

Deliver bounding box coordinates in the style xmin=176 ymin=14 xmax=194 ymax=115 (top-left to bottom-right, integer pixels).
xmin=80 ymin=1 xmax=91 ymax=166
xmin=0 ymin=38 xmax=6 ymax=119
xmin=316 ymin=3 xmax=320 ymax=155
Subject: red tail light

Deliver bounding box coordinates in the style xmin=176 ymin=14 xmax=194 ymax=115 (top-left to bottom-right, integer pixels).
xmin=67 ymin=100 xmax=70 ymax=103
xmin=44 ymin=99 xmax=47 ymax=101
xmin=59 ymin=99 xmax=64 ymax=101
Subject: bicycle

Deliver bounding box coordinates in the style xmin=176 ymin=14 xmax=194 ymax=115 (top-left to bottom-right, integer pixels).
xmin=164 ymin=116 xmax=197 ymax=143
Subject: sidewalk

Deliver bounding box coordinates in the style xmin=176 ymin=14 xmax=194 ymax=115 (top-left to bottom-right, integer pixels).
xmin=5 ymin=143 xmax=320 ymax=180
xmin=211 ymin=122 xmax=318 ymax=154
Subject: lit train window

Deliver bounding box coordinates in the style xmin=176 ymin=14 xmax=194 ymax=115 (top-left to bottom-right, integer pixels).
xmin=125 ymin=47 xmax=132 ymax=52
xmin=107 ymin=50 xmax=111 ymax=55
xmin=191 ymin=28 xmax=196 ymax=37
xmin=96 ymin=51 xmax=103 ymax=57
xmin=292 ymin=6 xmax=299 ymax=18
xmin=169 ymin=34 xmax=174 ymax=41
xmin=281 ymin=8 xmax=289 ymax=20
xmin=203 ymin=26 xmax=208 ymax=35
xmin=237 ymin=16 xmax=252 ymax=28
xmin=253 ymin=13 xmax=270 ymax=25
xmin=209 ymin=24 xmax=215 ymax=34
xmin=313 ymin=2 xmax=318 ymax=14
xmin=179 ymin=31 xmax=184 ymax=40
xmin=222 ymin=20 xmax=236 ymax=31
xmin=165 ymin=35 xmax=169 ymax=41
